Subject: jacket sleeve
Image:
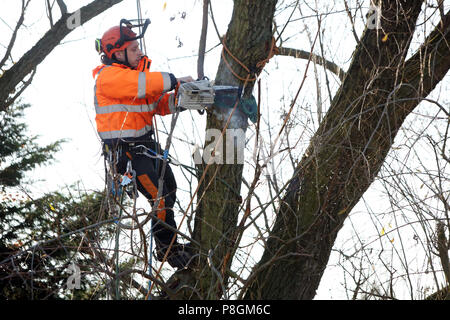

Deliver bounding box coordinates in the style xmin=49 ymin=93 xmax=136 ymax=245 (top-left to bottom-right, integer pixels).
xmin=98 ymin=66 xmax=175 ymax=100
xmin=155 ymin=92 xmax=177 ymax=116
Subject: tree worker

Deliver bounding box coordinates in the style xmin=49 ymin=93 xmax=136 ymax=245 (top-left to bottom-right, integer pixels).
xmin=92 ymin=20 xmax=194 ymax=269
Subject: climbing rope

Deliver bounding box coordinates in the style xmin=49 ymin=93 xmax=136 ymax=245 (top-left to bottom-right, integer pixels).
xmin=220 ymin=32 xmax=278 ymax=83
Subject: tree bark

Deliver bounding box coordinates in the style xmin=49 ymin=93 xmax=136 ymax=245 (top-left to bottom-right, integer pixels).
xmin=0 ymin=0 xmax=123 ymax=111
xmin=244 ymin=1 xmax=450 ymax=299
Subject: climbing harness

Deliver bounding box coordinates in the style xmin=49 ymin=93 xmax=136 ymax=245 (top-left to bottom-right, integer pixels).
xmin=132 ymin=144 xmax=181 ymax=166
xmin=104 ymin=144 xmax=138 ymax=203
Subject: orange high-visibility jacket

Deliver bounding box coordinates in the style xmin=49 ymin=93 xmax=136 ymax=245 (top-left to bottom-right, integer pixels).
xmin=93 ymin=59 xmax=176 ymax=141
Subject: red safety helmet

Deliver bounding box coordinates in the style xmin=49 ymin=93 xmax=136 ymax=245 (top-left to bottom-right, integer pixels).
xmin=95 ymin=19 xmax=150 ymax=58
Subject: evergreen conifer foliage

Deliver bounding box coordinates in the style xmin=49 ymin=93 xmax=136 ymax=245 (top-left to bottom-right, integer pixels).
xmin=0 ymin=103 xmax=60 ymax=189
xmin=0 ymin=103 xmax=112 ymax=299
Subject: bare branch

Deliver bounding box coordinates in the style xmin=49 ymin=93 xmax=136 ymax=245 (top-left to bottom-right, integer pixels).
xmin=343 ymin=0 xmax=361 ymax=45
xmin=2 ymin=67 xmax=36 ymax=110
xmin=0 ymin=0 xmax=31 ymax=70
xmin=439 ymin=0 xmax=445 ymax=26
xmin=46 ymin=0 xmax=54 ymax=27
xmin=56 ymin=0 xmax=68 ymax=16
xmin=197 ymin=0 xmax=209 ymax=79
xmin=277 ymin=46 xmax=346 ymax=81
xmin=0 ymin=0 xmax=124 ymax=111
xmin=436 ymin=222 xmax=450 ymax=286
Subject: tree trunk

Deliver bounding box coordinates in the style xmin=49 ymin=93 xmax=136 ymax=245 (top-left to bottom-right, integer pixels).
xmin=169 ymin=0 xmax=277 ymax=300
xmin=244 ymin=1 xmax=450 ymax=299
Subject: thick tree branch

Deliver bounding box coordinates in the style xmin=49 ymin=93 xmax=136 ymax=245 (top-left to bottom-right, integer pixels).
xmin=277 ymin=46 xmax=346 ymax=81
xmin=0 ymin=0 xmax=123 ymax=111
xmin=246 ymin=1 xmax=450 ymax=300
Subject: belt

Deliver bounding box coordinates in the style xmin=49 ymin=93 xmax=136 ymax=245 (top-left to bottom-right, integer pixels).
xmin=102 ymin=130 xmax=155 ymax=148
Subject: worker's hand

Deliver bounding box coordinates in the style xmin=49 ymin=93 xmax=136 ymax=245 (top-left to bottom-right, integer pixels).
xmin=177 ymin=76 xmax=194 ymax=83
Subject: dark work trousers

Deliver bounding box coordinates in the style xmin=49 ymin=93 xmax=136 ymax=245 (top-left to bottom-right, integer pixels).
xmin=109 ymin=139 xmax=178 ymax=246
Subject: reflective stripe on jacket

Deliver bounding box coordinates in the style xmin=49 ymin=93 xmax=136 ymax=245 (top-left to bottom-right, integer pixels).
xmin=93 ymin=60 xmax=177 ymax=140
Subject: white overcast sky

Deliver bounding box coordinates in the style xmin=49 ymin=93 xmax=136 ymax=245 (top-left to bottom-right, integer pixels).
xmin=1 ymin=0 xmax=448 ymax=299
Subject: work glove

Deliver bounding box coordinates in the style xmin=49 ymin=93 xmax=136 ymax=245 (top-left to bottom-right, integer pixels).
xmin=177 ymin=76 xmax=194 ymax=83
xmin=137 ymin=55 xmax=151 ymax=72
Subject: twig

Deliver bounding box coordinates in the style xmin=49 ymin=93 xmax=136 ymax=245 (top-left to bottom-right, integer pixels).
xmin=343 ymin=0 xmax=361 ymax=45
xmin=46 ymin=0 xmax=54 ymax=27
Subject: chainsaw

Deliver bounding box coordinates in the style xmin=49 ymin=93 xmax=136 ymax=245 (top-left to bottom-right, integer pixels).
xmin=176 ymin=79 xmax=240 ymax=113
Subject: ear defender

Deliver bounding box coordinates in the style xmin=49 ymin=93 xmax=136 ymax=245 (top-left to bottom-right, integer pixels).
xmin=95 ymin=38 xmax=102 ymax=54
